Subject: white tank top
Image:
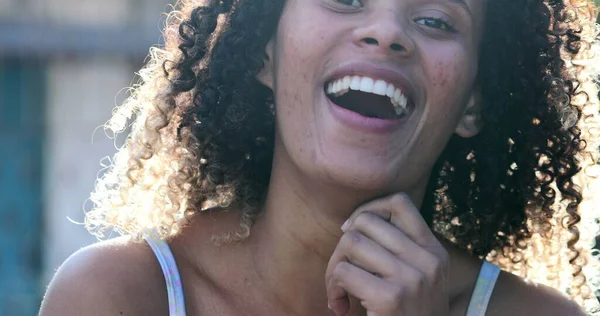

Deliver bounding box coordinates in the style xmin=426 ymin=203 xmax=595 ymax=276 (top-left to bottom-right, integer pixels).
xmin=145 ymin=235 xmax=500 ymax=316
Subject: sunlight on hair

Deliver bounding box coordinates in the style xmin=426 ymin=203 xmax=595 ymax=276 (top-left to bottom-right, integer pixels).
xmin=83 ymin=0 xmax=600 ymax=311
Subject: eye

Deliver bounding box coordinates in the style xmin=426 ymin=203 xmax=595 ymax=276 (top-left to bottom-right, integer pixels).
xmin=334 ymin=0 xmax=363 ymax=8
xmin=414 ymin=17 xmax=456 ymax=32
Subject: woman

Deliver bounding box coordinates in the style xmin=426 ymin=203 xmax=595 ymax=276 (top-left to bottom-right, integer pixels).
xmin=40 ymin=0 xmax=600 ymax=315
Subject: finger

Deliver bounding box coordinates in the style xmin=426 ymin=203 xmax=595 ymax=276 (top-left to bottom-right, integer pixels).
xmin=345 ymin=193 xmax=436 ymax=247
xmin=337 ymin=230 xmax=400 ymax=277
xmin=325 ymin=231 xmax=395 ymax=315
xmin=327 ymin=262 xmax=385 ymax=315
xmin=329 ymin=262 xmax=409 ymax=315
xmin=326 ymin=260 xmax=351 ymax=316
xmin=347 ymin=212 xmax=434 ymax=269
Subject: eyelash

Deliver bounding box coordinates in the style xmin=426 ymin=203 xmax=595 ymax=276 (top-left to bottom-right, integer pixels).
xmin=334 ymin=0 xmax=363 ymax=7
xmin=414 ymin=17 xmax=456 ymax=33
xmin=333 ymin=1 xmax=456 ymax=33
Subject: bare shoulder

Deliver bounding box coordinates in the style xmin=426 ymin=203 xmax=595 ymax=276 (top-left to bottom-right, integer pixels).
xmin=39 ymin=236 xmax=168 ymax=316
xmin=445 ymin=242 xmax=586 ymax=316
xmin=486 ymin=270 xmax=586 ymax=316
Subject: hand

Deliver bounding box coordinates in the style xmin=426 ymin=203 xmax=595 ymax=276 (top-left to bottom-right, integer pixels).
xmin=325 ymin=193 xmax=450 ymax=316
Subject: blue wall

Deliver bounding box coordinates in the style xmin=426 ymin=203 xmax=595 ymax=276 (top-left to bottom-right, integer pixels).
xmin=0 ymin=59 xmax=45 ymax=315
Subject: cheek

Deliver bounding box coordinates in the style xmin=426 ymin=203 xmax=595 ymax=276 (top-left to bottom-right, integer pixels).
xmin=416 ymin=53 xmax=474 ymax=147
xmin=425 ymin=51 xmax=475 ymax=122
xmin=431 ymin=55 xmax=462 ymax=90
xmin=272 ymin=10 xmax=328 ymax=160
xmin=433 ymin=61 xmax=449 ymax=89
xmin=274 ymin=12 xmax=323 ymax=100
xmin=277 ymin=6 xmax=324 ymax=66
xmin=432 ymin=60 xmax=464 ymax=124
xmin=273 ymin=7 xmax=335 ymax=124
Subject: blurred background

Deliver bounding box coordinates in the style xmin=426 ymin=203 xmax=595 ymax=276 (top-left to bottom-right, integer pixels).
xmin=0 ymin=0 xmax=173 ymax=314
xmin=0 ymin=1 xmax=599 ymax=315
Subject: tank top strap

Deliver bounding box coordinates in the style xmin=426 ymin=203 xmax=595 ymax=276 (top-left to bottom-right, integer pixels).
xmin=145 ymin=233 xmax=187 ymax=316
xmin=466 ymin=260 xmax=500 ymax=316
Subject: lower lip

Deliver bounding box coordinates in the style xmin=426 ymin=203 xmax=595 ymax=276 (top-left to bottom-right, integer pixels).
xmin=327 ymin=97 xmax=408 ymax=134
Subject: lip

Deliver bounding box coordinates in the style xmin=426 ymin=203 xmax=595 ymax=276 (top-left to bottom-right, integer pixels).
xmin=323 ymin=61 xmax=418 ymax=105
xmin=323 ymin=61 xmax=417 ymax=134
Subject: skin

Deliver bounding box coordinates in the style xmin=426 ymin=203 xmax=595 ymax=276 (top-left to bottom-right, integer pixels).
xmin=40 ymin=0 xmax=586 ymax=315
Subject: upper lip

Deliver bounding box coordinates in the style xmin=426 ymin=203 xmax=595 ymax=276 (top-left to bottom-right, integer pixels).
xmin=323 ymin=61 xmax=418 ymax=104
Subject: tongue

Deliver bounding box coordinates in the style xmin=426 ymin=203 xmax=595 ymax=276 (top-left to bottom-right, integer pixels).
xmin=330 ymin=90 xmax=399 ymax=120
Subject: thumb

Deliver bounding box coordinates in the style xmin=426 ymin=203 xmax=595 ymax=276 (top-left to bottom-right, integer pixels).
xmin=329 ymin=296 xmax=350 ymax=316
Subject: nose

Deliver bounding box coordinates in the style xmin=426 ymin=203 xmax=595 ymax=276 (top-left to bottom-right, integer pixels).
xmin=354 ymin=13 xmax=415 ymax=56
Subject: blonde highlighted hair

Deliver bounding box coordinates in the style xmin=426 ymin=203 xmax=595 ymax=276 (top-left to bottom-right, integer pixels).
xmin=85 ymin=0 xmax=600 ymax=311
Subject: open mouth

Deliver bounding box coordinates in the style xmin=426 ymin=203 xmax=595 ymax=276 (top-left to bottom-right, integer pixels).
xmin=325 ymin=76 xmax=413 ymax=120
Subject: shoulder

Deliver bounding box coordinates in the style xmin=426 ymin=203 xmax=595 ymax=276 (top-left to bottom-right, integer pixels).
xmin=485 ymin=270 xmax=586 ymax=316
xmin=39 ymin=236 xmax=169 ymax=316
xmin=445 ymin=241 xmax=585 ymax=316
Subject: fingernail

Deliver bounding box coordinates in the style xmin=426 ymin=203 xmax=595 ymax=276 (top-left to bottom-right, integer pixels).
xmin=328 ymin=302 xmax=332 ymax=310
xmin=341 ymin=219 xmax=350 ymax=232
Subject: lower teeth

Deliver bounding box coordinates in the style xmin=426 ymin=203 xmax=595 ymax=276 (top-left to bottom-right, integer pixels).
xmin=391 ymin=100 xmax=406 ymax=116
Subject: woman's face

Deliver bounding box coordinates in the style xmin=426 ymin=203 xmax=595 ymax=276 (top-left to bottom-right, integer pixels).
xmin=259 ymin=0 xmax=485 ymax=193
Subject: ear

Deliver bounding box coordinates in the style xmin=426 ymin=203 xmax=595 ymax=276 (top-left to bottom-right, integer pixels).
xmin=255 ymin=39 xmax=275 ymax=89
xmin=455 ymin=87 xmax=483 ymax=138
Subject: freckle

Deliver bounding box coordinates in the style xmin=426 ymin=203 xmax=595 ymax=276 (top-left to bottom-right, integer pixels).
xmin=436 ymin=64 xmax=448 ymax=88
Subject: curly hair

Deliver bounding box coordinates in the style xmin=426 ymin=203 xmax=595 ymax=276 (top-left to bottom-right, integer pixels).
xmin=86 ymin=0 xmax=600 ymax=310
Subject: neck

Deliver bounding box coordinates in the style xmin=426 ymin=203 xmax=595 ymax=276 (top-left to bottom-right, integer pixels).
xmin=246 ymin=150 xmax=428 ymax=314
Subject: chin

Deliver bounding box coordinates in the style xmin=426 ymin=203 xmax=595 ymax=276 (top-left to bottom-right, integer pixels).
xmin=311 ymin=157 xmax=403 ymax=192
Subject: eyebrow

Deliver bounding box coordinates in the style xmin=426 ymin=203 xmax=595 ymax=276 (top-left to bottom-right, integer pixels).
xmin=448 ymin=0 xmax=473 ymax=17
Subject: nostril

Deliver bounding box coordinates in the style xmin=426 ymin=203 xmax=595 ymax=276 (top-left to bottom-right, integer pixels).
xmin=363 ymin=37 xmax=378 ymax=45
xmin=390 ymin=43 xmax=403 ymax=51
xmin=362 ymin=37 xmax=405 ymax=52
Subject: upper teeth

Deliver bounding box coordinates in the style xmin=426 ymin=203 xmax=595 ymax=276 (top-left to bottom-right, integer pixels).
xmin=326 ymin=76 xmax=409 ymax=116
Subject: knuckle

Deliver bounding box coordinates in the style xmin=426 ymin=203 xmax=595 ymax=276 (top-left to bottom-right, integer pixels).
xmin=391 ymin=193 xmax=410 ymax=204
xmin=404 ymin=266 xmax=427 ymax=288
xmin=423 ymin=252 xmax=448 ymax=283
xmin=415 ymin=229 xmax=430 ymax=242
xmin=422 ymin=251 xmax=437 ymax=265
xmin=332 ymin=261 xmax=352 ymax=280
xmin=382 ymin=285 xmax=405 ymax=307
xmin=390 ymin=192 xmax=410 ymax=205
xmin=342 ymin=230 xmax=364 ymax=251
xmin=437 ymin=253 xmax=450 ymax=272
xmin=415 ymin=270 xmax=428 ymax=288
xmin=418 ymin=229 xmax=438 ymax=243
xmin=432 ymin=250 xmax=449 ymax=266
xmin=353 ymin=212 xmax=375 ymax=228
